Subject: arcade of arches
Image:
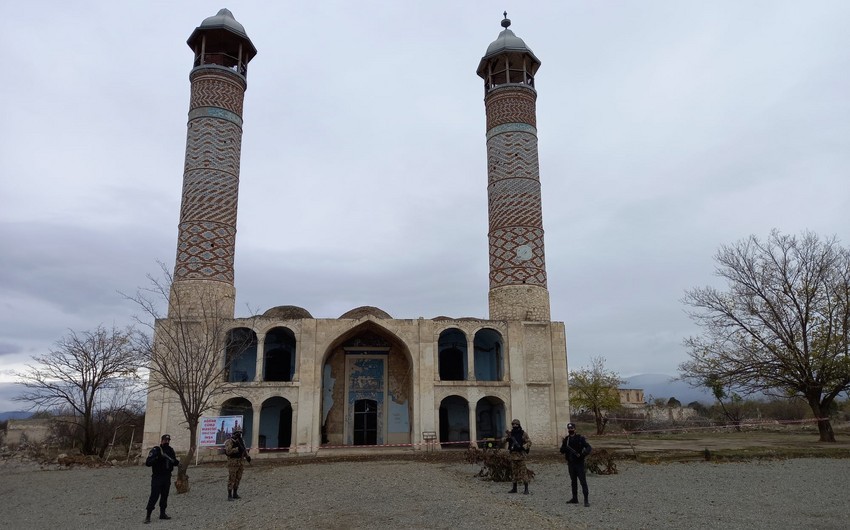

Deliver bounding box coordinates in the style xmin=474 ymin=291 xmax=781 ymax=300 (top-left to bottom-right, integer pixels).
xmin=212 ymin=322 xmax=517 ymax=450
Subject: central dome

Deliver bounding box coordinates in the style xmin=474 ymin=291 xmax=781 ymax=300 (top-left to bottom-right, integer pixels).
xmin=339 ymin=306 xmax=393 ymax=320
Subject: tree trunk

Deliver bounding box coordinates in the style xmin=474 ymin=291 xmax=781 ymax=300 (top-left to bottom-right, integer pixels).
xmin=175 ymin=422 xmax=199 ymax=493
xmin=594 ymin=409 xmax=606 ymax=435
xmin=175 ymin=454 xmax=191 ymax=493
xmin=82 ymin=415 xmax=97 ymax=455
xmin=809 ymin=399 xmax=836 ymax=442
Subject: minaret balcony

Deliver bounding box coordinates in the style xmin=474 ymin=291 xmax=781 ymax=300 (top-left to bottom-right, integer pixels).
xmin=193 ymin=52 xmax=248 ymax=76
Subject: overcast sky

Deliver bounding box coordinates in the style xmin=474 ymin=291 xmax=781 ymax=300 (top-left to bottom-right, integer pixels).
xmin=1 ymin=1 xmax=848 ymax=411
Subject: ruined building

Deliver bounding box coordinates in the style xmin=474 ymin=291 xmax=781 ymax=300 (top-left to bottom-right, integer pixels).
xmin=143 ymin=9 xmax=570 ymax=455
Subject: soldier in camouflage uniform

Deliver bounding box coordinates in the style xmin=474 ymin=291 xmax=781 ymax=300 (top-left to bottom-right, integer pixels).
xmin=224 ymin=429 xmax=251 ymax=500
xmin=503 ymin=419 xmax=532 ymax=494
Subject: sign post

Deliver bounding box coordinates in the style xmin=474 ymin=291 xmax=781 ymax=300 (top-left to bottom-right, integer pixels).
xmin=422 ymin=431 xmax=437 ymax=452
xmin=197 ymin=415 xmax=244 ymax=465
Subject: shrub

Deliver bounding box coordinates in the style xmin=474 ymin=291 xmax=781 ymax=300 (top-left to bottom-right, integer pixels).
xmin=465 ymin=445 xmax=535 ymax=482
xmin=586 ymin=448 xmax=617 ymax=475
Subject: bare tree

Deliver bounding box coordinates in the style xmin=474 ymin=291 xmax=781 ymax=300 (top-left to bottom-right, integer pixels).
xmin=680 ymin=230 xmax=850 ymax=442
xmin=704 ymin=375 xmax=747 ymax=431
xmin=125 ymin=264 xmax=254 ymax=493
xmin=14 ymin=325 xmax=144 ymax=455
xmin=569 ymin=356 xmax=624 ymax=435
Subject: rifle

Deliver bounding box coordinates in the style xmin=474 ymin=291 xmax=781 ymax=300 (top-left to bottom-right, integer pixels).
xmin=562 ymin=436 xmax=584 ymax=460
xmin=506 ymin=431 xmax=529 ymax=454
xmin=152 ymin=446 xmax=178 ymax=470
xmin=235 ymin=436 xmax=252 ymax=464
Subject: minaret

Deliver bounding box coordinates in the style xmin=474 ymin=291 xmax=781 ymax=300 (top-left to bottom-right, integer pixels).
xmin=477 ymin=14 xmax=550 ymax=321
xmin=170 ymin=9 xmax=257 ymax=318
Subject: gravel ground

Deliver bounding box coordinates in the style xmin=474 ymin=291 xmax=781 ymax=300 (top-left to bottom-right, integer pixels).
xmin=1 ymin=455 xmax=848 ymax=529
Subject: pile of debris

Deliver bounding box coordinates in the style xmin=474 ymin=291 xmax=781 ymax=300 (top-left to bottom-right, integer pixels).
xmin=0 ymin=443 xmax=121 ymax=471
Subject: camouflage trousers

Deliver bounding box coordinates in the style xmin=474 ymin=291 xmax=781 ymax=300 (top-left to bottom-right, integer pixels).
xmin=227 ymin=458 xmax=244 ymax=490
xmin=509 ymin=452 xmax=530 ymax=483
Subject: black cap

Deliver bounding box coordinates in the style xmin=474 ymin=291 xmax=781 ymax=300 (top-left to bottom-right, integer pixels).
xmin=567 ymin=423 xmax=576 ymax=430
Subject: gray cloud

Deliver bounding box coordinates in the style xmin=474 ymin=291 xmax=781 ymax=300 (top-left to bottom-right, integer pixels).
xmin=1 ymin=1 xmax=848 ymax=403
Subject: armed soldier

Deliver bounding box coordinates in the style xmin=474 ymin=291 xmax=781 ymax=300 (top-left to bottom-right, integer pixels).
xmin=503 ymin=419 xmax=532 ymax=494
xmin=224 ymin=428 xmax=251 ymax=500
xmin=144 ymin=434 xmax=179 ymax=523
xmin=560 ymin=422 xmax=592 ymax=506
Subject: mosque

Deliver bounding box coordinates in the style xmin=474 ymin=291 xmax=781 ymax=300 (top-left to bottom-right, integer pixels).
xmin=143 ymin=9 xmax=571 ymax=455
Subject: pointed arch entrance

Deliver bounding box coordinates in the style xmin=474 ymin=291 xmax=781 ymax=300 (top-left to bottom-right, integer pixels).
xmin=321 ymin=322 xmax=412 ymax=447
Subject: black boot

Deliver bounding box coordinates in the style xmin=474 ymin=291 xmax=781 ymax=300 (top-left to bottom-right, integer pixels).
xmin=232 ymin=487 xmax=241 ymax=500
xmin=144 ymin=510 xmax=152 ymax=523
xmin=228 ymin=489 xmax=233 ymax=501
xmin=567 ymin=498 xmax=579 ymax=504
xmin=160 ymin=512 xmax=171 ymax=520
xmin=523 ymin=482 xmax=529 ymax=495
xmin=584 ymin=496 xmax=590 ymax=507
xmin=508 ymin=482 xmax=517 ymax=493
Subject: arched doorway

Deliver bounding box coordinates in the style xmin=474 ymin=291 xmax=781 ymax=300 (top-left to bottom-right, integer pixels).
xmin=438 ymin=395 xmax=470 ymax=448
xmin=259 ymin=396 xmax=292 ymax=451
xmin=221 ymin=397 xmax=254 ymax=447
xmin=476 ymin=396 xmax=506 ymax=447
xmin=321 ymin=323 xmax=412 ymax=447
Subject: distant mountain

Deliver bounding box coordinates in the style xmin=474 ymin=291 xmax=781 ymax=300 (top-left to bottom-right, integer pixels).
xmin=0 ymin=411 xmax=32 ymax=422
xmin=622 ymin=374 xmax=714 ymax=405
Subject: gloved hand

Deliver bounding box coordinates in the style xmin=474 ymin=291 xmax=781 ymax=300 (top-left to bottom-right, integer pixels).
xmin=245 ymin=455 xmax=252 ymax=463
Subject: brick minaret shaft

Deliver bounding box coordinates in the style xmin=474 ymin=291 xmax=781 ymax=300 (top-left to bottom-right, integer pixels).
xmin=477 ymin=16 xmax=550 ymax=321
xmin=170 ymin=9 xmax=257 ymax=318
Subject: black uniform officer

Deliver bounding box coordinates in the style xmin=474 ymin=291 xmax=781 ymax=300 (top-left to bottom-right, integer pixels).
xmin=144 ymin=433 xmax=179 ymax=523
xmin=559 ymin=422 xmax=592 ymax=507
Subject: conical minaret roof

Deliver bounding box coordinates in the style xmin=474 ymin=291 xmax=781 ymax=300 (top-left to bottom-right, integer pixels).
xmin=476 ymin=14 xmax=540 ymax=78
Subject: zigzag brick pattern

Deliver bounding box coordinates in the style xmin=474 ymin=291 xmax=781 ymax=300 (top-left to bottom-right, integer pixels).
xmin=484 ymin=84 xmax=550 ymax=316
xmin=488 ymin=179 xmax=542 ymax=228
xmin=487 ymin=131 xmax=539 ymax=185
xmin=184 ymin=119 xmax=242 ymax=175
xmin=485 ymin=88 xmax=536 ymax=130
xmin=174 ymin=69 xmax=245 ymax=284
xmin=189 ymin=70 xmax=245 ymax=116
xmin=180 ymin=169 xmax=240 ymax=225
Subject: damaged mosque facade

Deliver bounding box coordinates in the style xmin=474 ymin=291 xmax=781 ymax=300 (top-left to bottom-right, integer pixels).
xmin=143 ymin=9 xmax=571 ymax=455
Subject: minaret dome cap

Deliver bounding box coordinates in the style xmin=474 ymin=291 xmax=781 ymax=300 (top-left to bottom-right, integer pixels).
xmin=187 ymin=8 xmax=257 ymax=60
xmin=477 ymin=14 xmax=540 ymax=78
xmin=483 ymin=14 xmax=538 ymax=58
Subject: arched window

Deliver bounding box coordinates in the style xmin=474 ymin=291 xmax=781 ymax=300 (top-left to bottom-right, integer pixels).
xmin=438 ymin=328 xmax=467 ymax=381
xmin=474 ymin=328 xmax=504 ymax=381
xmin=264 ymin=327 xmax=296 ymax=382
xmin=225 ymin=328 xmax=257 ymax=382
